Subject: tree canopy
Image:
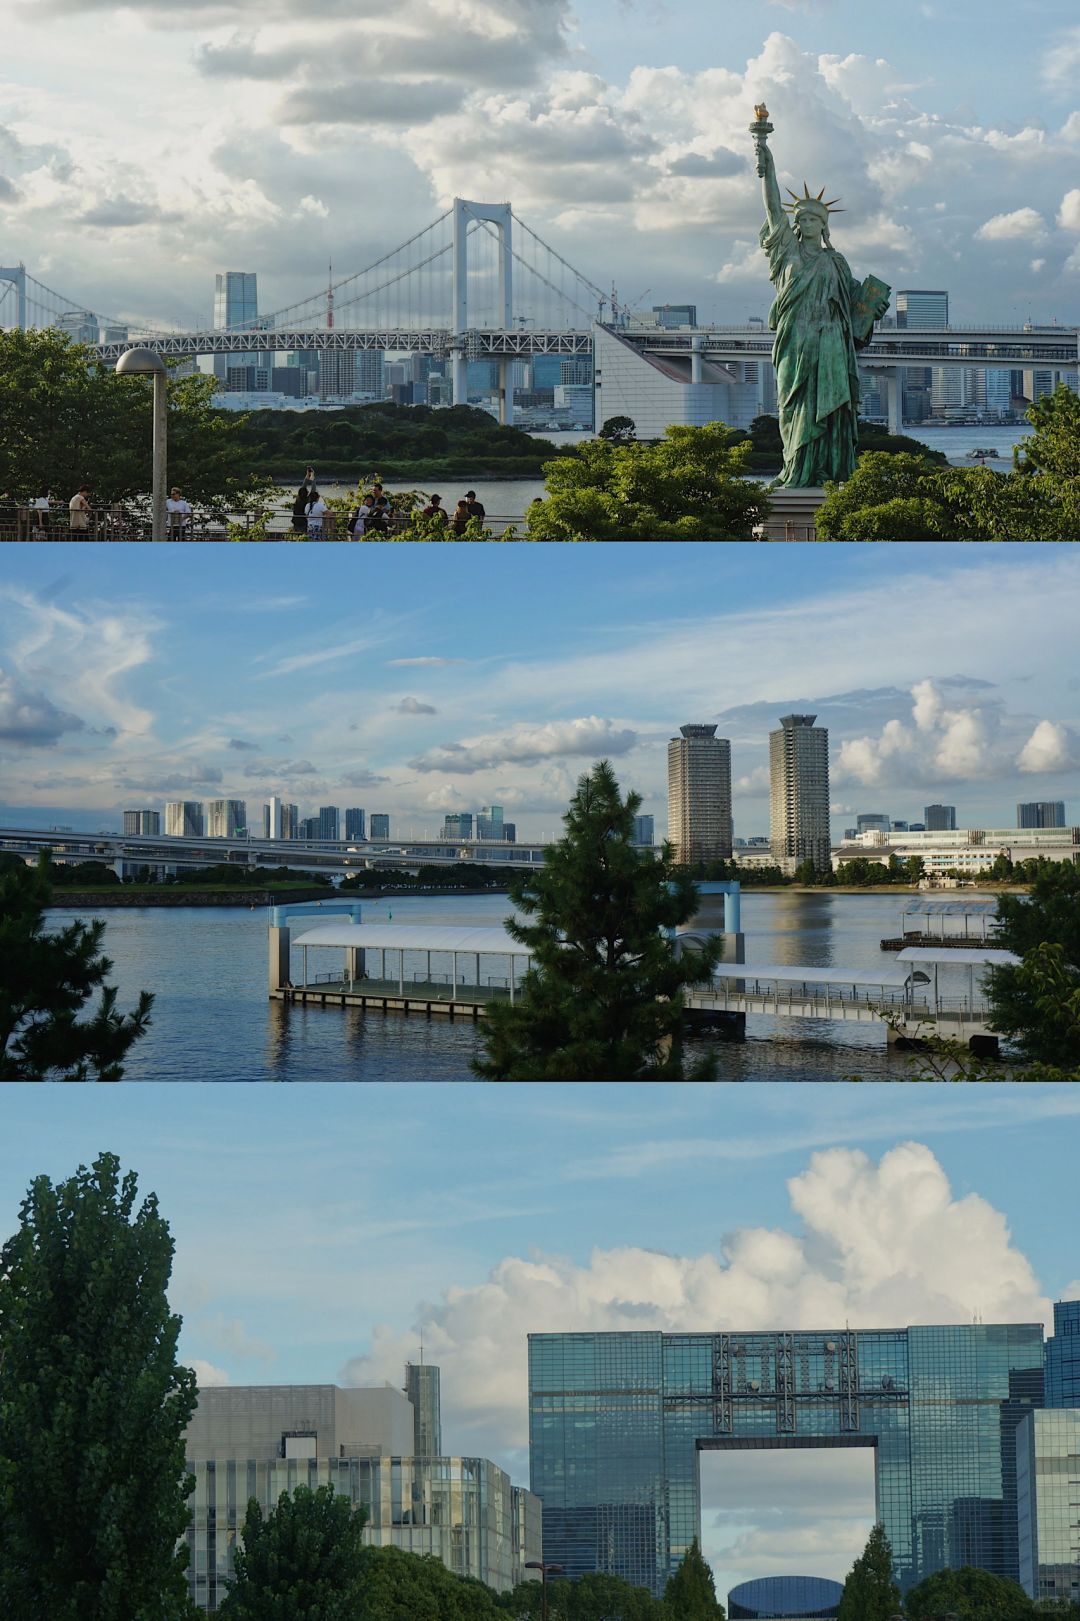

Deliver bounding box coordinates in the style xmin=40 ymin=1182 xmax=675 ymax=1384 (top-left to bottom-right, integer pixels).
xmin=474 ymin=760 xmax=721 ymax=1080
xmin=816 ymin=387 xmax=1080 ymax=540
xmin=0 ymin=1151 xmax=198 ymax=1621
xmin=987 ymin=862 xmax=1080 ymax=1070
xmin=0 ymin=852 xmax=153 ymax=1080
xmin=905 ymin=1566 xmax=1034 ymax=1621
xmin=837 ymin=1524 xmax=900 ymax=1621
xmin=221 ymin=1486 xmax=370 ymax=1621
xmin=524 ymin=423 xmax=770 ymax=539
xmin=0 ymin=327 xmax=274 ymax=517
xmin=663 ymin=1539 xmax=726 ymax=1621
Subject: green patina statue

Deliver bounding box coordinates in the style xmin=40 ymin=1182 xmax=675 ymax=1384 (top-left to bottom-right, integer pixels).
xmin=751 ymin=105 xmax=891 ymax=487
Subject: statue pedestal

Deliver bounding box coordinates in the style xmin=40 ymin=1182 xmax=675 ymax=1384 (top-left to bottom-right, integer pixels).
xmin=759 ymin=487 xmax=827 ymax=541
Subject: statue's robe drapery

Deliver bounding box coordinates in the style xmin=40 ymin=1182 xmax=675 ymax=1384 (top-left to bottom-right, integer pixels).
xmin=760 ymin=216 xmax=865 ymax=487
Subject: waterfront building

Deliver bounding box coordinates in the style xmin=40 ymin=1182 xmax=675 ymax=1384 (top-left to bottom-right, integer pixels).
xmin=631 ymin=814 xmax=655 ymax=847
xmin=896 ymin=291 xmax=948 ymax=422
xmin=667 ymin=724 xmax=733 ymax=865
xmin=1017 ymin=1409 xmax=1080 ymax=1602
xmin=55 ymin=309 xmax=100 ymax=345
xmin=345 ymin=807 xmax=366 ymax=840
xmin=282 ymin=803 xmax=298 ymax=840
xmin=165 ymin=801 xmax=204 ymax=838
xmin=770 ymin=715 xmax=830 ymax=874
xmin=529 ymin=1319 xmax=1047 ymax=1597
xmin=1017 ymin=801 xmax=1066 ymax=829
xmin=1046 ymin=1299 xmax=1080 ymax=1406
xmin=298 ymin=816 xmax=319 ymax=840
xmin=477 ymin=806 xmax=504 ymax=841
xmin=371 ymin=813 xmax=390 ymax=839
xmin=184 ymin=1373 xmax=540 ymax=1611
xmin=442 ymin=813 xmax=474 ymax=839
xmin=593 ymin=324 xmax=758 ymax=440
xmin=924 ymin=804 xmax=957 ymax=831
xmin=267 ymin=796 xmax=283 ymax=841
xmin=728 ymin=1577 xmax=843 ymax=1620
xmin=123 ymin=809 xmax=160 ymax=836
xmin=834 ymin=824 xmax=1080 ymax=876
xmin=319 ymin=350 xmax=356 ymax=399
xmin=206 ymin=799 xmax=247 ymax=838
xmin=856 ymin=813 xmax=890 ymax=834
xmin=318 ymin=805 xmax=340 ymax=841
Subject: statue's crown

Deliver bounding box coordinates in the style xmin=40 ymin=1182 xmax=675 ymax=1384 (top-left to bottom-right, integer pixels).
xmin=785 ymin=182 xmax=845 ymax=215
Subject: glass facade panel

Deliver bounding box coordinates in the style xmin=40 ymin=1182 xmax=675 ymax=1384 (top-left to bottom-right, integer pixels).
xmin=529 ymin=1324 xmax=1045 ymax=1597
xmin=1046 ymin=1301 xmax=1080 ymax=1407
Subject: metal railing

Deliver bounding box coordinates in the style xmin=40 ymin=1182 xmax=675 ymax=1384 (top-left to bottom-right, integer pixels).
xmin=1 ymin=507 xmax=522 ymax=542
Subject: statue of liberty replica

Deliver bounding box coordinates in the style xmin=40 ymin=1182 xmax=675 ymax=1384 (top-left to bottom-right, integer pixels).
xmin=752 ymin=105 xmax=891 ymax=487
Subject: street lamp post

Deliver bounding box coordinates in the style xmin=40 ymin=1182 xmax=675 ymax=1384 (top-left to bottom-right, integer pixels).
xmin=525 ymin=1560 xmax=565 ymax=1621
xmin=116 ymin=347 xmax=168 ymax=540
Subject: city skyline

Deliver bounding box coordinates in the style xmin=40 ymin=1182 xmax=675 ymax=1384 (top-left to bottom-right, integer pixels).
xmin=3 ymin=3 xmax=1080 ymax=330
xmin=1 ymin=1082 xmax=1078 ymax=1600
xmin=2 ymin=544 xmax=1079 ymax=840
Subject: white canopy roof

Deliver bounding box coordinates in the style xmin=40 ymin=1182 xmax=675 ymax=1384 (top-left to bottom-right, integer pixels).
xmin=896 ymin=947 xmax=1019 ymax=966
xmin=292 ymin=922 xmax=532 ymax=956
xmin=708 ymin=961 xmax=913 ymax=988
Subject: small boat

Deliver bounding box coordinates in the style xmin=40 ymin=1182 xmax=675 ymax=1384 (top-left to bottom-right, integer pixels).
xmin=966 ymin=447 xmax=1001 ymax=460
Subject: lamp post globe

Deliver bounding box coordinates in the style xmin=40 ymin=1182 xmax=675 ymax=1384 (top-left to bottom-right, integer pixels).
xmin=116 ymin=346 xmax=168 ymax=541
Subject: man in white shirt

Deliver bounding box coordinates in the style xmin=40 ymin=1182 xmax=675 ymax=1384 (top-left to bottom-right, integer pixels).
xmin=166 ymin=487 xmax=192 ymax=539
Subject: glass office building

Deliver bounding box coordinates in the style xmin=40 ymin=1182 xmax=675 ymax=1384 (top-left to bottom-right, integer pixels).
xmin=1045 ymin=1299 xmax=1080 ymax=1406
xmin=1016 ymin=1409 xmax=1080 ymax=1602
xmin=728 ymin=1576 xmax=843 ymax=1619
xmin=529 ymin=1324 xmax=1045 ymax=1596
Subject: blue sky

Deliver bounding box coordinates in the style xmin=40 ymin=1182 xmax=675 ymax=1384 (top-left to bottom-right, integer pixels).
xmin=1 ymin=1081 xmax=1078 ymax=1593
xmin=2 ymin=542 xmax=1079 ymax=838
xmin=3 ymin=0 xmax=1080 ymax=328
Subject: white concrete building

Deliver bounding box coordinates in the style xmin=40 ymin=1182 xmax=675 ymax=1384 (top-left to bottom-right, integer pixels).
xmin=593 ymin=323 xmax=759 ymax=439
xmin=833 ymin=825 xmax=1080 ymax=876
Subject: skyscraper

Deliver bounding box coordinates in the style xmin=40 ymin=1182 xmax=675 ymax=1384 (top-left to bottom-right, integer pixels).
xmin=165 ymin=801 xmax=204 ymax=838
xmin=317 ymin=806 xmax=340 ymax=841
xmin=123 ymin=809 xmax=160 ymax=836
xmin=344 ymin=807 xmax=365 ymax=840
xmin=666 ymin=725 xmax=733 ymax=865
xmin=631 ymin=814 xmax=655 ymax=847
xmin=924 ymin=803 xmax=957 ymax=831
xmin=442 ymin=813 xmax=474 ymax=839
xmin=371 ymin=814 xmax=390 ymax=839
xmin=769 ymin=714 xmax=830 ymax=872
xmin=1017 ymin=801 xmax=1066 ymax=829
xmin=477 ymin=805 xmax=504 ymax=840
xmin=206 ymin=799 xmax=247 ymax=838
xmin=896 ymin=290 xmax=948 ymax=422
xmin=281 ymin=803 xmax=298 ymax=840
xmin=267 ymin=795 xmax=283 ymax=840
xmin=213 ymin=271 xmax=259 ymax=387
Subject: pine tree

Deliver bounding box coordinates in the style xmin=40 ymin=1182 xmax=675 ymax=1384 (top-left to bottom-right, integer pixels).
xmin=0 ymin=852 xmax=153 ymax=1079
xmin=0 ymin=1152 xmax=199 ymax=1621
xmin=837 ymin=1523 xmax=900 ymax=1621
xmin=664 ymin=1538 xmax=725 ymax=1621
xmin=473 ymin=761 xmax=722 ymax=1080
xmin=221 ymin=1486 xmax=369 ymax=1621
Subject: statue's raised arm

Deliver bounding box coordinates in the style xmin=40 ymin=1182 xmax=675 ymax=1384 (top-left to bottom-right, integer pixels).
xmin=747 ymin=102 xmax=892 ymax=488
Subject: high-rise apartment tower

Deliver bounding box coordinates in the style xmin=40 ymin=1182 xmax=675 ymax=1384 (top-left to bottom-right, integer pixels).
xmin=769 ymin=714 xmax=830 ymax=871
xmin=667 ymin=724 xmax=733 ymax=864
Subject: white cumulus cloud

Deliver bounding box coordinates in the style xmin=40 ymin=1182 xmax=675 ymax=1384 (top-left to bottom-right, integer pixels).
xmin=975 ymin=206 xmax=1047 ymax=242
xmin=1017 ymin=719 xmax=1079 ymax=774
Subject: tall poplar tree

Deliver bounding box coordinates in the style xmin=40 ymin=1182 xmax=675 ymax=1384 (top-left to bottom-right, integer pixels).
xmin=664 ymin=1538 xmax=726 ymax=1621
xmin=837 ymin=1524 xmax=900 ymax=1621
xmin=220 ymin=1486 xmax=369 ymax=1621
xmin=473 ymin=761 xmax=722 ymax=1080
xmin=0 ymin=1152 xmax=199 ymax=1621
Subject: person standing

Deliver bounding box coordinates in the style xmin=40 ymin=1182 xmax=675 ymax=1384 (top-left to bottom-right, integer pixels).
xmin=291 ymin=465 xmax=316 ymax=533
xmin=68 ymin=484 xmax=91 ymax=536
xmin=166 ymin=487 xmax=192 ymax=539
xmin=464 ymin=489 xmax=485 ymax=523
xmin=307 ymin=490 xmax=328 ymax=537
xmin=422 ymin=493 xmax=449 ymax=526
xmin=450 ymin=498 xmax=471 ymax=536
xmin=30 ymin=486 xmax=51 ymax=536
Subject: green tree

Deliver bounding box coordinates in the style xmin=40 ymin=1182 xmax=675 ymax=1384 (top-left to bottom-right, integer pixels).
xmin=1016 ymin=383 xmax=1080 ymax=480
xmin=0 ymin=1152 xmax=198 ymax=1621
xmin=598 ymin=415 xmax=637 ymax=443
xmin=905 ymin=855 xmax=925 ymax=884
xmin=221 ymin=1486 xmax=368 ymax=1621
xmin=474 ymin=761 xmax=722 ymax=1080
xmin=0 ymin=327 xmax=275 ymax=519
xmin=905 ymin=1566 xmax=1034 ymax=1621
xmin=815 ymin=453 xmax=958 ymax=540
xmin=524 ymin=423 xmax=770 ymax=540
xmin=663 ymin=1538 xmax=725 ymax=1621
xmin=837 ymin=1523 xmax=900 ymax=1621
xmin=987 ymin=863 xmax=1080 ymax=1068
xmin=0 ymin=853 xmax=153 ymax=1080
